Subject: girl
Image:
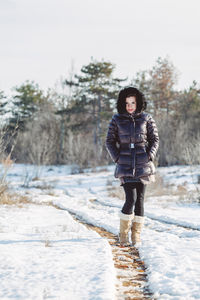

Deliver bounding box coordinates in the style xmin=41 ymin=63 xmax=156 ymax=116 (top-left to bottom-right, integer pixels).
xmin=106 ymin=87 xmax=159 ymax=246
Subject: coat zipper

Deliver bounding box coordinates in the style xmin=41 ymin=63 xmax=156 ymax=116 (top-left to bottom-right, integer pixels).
xmin=130 ymin=115 xmax=136 ymax=176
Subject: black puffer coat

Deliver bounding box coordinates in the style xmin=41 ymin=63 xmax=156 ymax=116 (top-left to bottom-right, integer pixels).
xmin=105 ymin=112 xmax=159 ymax=178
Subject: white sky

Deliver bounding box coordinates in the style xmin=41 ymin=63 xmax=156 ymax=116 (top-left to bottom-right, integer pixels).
xmin=0 ymin=0 xmax=200 ymax=95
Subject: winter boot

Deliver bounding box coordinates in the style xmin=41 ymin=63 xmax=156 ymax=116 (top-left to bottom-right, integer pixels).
xmin=131 ymin=215 xmax=144 ymax=247
xmin=119 ymin=212 xmax=134 ymax=246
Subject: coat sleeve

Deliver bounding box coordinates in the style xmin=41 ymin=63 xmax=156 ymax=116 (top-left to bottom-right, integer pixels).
xmin=146 ymin=115 xmax=159 ymax=161
xmin=105 ymin=116 xmax=120 ymax=163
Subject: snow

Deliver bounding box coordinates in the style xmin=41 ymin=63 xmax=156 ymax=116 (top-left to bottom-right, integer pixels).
xmin=140 ymin=225 xmax=200 ymax=300
xmin=158 ymin=164 xmax=200 ymax=190
xmin=1 ymin=163 xmax=200 ymax=299
xmin=0 ymin=204 xmax=115 ymax=300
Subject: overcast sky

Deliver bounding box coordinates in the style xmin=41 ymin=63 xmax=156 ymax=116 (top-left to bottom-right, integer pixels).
xmin=0 ymin=0 xmax=200 ymax=94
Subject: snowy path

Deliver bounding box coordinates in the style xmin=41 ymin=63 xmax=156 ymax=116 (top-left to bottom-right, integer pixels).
xmin=51 ymin=184 xmax=200 ymax=300
xmin=68 ymin=211 xmax=152 ymax=299
xmin=2 ymin=163 xmax=200 ymax=299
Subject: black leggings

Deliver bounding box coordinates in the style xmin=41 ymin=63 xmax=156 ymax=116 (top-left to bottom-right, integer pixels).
xmin=121 ymin=182 xmax=146 ymax=216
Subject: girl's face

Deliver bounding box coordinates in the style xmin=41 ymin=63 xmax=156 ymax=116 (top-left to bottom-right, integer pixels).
xmin=125 ymin=96 xmax=137 ymax=114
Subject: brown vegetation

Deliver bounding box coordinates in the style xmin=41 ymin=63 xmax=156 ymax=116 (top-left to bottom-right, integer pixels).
xmin=0 ymin=192 xmax=31 ymax=207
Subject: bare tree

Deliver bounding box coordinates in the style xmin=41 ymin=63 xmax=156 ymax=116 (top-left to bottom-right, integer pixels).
xmin=17 ymin=108 xmax=60 ymax=166
xmin=65 ymin=130 xmax=97 ymax=171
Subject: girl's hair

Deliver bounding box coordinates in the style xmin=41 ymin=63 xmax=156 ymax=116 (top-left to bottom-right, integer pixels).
xmin=117 ymin=87 xmax=147 ymax=113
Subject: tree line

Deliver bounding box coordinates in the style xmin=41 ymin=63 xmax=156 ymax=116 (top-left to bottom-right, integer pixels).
xmin=0 ymin=56 xmax=200 ymax=170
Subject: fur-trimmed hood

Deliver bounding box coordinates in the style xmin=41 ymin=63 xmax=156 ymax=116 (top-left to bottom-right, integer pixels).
xmin=117 ymin=87 xmax=147 ymax=114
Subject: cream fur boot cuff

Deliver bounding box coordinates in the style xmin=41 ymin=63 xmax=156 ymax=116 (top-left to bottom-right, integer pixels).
xmin=119 ymin=211 xmax=134 ymax=220
xmin=133 ymin=215 xmax=145 ymax=223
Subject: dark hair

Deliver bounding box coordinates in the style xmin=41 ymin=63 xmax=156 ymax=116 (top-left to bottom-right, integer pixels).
xmin=117 ymin=87 xmax=147 ymax=114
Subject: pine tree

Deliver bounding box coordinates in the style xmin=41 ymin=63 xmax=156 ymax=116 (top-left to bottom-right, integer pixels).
xmin=63 ymin=58 xmax=126 ymax=162
xmin=9 ymin=80 xmax=45 ymax=131
xmin=0 ymin=91 xmax=11 ymax=127
xmin=65 ymin=59 xmax=125 ymax=139
xmin=176 ymin=80 xmax=200 ymax=125
xmin=149 ymin=56 xmax=178 ymax=117
xmin=0 ymin=91 xmax=6 ymax=114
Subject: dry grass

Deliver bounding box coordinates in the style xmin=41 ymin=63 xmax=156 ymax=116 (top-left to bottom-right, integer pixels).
xmin=145 ymin=173 xmax=169 ymax=197
xmin=0 ymin=182 xmax=8 ymax=196
xmin=0 ymin=192 xmax=61 ymax=208
xmin=0 ymin=192 xmax=31 ymax=207
xmin=1 ymin=154 xmax=13 ymax=167
xmin=106 ymin=178 xmax=124 ymax=200
xmin=90 ymin=167 xmax=109 ymax=173
xmin=33 ymin=182 xmax=53 ymax=190
xmin=0 ymin=154 xmax=15 ymax=202
xmin=43 ymin=239 xmax=52 ymax=247
xmin=32 ymin=176 xmax=40 ymax=181
xmin=0 ymin=154 xmax=13 ymax=192
xmin=107 ymin=185 xmax=124 ymax=200
xmin=146 ymin=173 xmax=197 ymax=201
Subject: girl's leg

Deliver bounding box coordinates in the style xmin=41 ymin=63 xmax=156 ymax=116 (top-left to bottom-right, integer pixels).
xmin=119 ymin=182 xmax=136 ymax=245
xmin=134 ymin=182 xmax=146 ymax=216
xmin=131 ymin=182 xmax=146 ymax=246
xmin=121 ymin=182 xmax=137 ymax=215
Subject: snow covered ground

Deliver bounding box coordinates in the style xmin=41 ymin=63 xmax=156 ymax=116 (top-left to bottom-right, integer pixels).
xmin=0 ymin=203 xmax=115 ymax=299
xmin=0 ymin=163 xmax=200 ymax=299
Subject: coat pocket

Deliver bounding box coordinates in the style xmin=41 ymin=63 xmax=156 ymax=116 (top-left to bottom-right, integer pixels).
xmin=136 ymin=152 xmax=149 ymax=165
